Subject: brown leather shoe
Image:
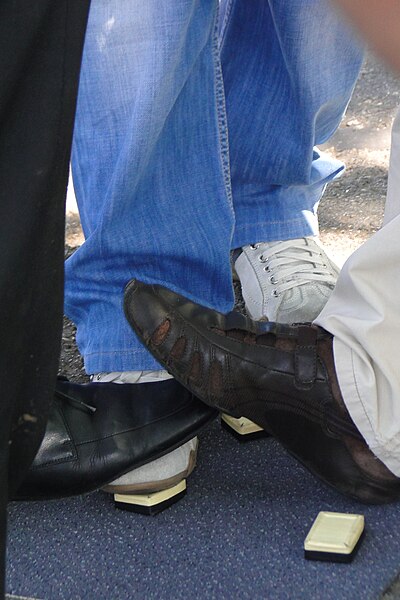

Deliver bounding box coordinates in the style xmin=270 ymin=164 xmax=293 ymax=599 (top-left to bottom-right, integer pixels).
xmin=124 ymin=280 xmax=400 ymax=504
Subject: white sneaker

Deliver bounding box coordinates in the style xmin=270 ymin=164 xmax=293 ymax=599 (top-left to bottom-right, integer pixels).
xmin=92 ymin=371 xmax=198 ymax=514
xmin=234 ymin=236 xmax=339 ymax=323
xmin=223 ymin=238 xmax=339 ymax=441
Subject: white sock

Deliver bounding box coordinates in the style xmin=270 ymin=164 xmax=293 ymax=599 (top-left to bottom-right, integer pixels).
xmin=91 ymin=370 xmax=173 ymax=384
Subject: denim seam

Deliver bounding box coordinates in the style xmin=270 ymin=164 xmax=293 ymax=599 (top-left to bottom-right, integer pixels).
xmin=218 ymin=0 xmax=235 ymax=51
xmin=84 ymin=350 xmax=151 ymax=358
xmin=212 ymin=4 xmax=234 ymax=220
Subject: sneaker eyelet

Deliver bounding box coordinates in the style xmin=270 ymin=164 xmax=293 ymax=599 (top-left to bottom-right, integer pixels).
xmin=269 ymin=275 xmax=277 ymax=284
xmin=272 ymin=290 xmax=279 ymax=297
xmin=264 ymin=265 xmax=270 ymax=272
xmin=250 ymin=244 xmax=260 ymax=250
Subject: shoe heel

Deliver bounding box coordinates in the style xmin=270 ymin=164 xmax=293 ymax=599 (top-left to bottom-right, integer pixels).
xmin=113 ymin=479 xmax=187 ymax=515
xmin=221 ymin=413 xmax=270 ymax=442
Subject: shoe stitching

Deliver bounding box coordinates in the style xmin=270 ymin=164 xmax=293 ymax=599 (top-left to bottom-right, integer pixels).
xmin=240 ymin=252 xmax=266 ymax=309
xmin=75 ymin=396 xmax=203 ymax=447
xmin=294 ymin=343 xmax=317 ymax=387
xmin=31 ymin=403 xmax=77 ymax=470
xmin=156 ymin=303 xmax=359 ymax=435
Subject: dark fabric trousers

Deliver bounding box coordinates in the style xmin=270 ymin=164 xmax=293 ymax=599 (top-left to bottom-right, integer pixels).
xmin=0 ymin=2 xmax=90 ymax=596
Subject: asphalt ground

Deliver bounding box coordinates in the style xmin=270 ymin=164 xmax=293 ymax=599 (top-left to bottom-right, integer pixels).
xmin=320 ymin=53 xmax=400 ymax=265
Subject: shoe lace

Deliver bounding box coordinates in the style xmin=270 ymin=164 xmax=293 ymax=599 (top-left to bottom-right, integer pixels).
xmin=251 ymin=238 xmax=337 ymax=295
xmin=55 ymin=386 xmax=97 ymax=415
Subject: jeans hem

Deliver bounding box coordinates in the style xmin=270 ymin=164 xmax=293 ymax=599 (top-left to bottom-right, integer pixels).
xmin=79 ymin=275 xmax=235 ymax=374
xmin=232 ymin=216 xmax=319 ymax=248
xmin=83 ymin=348 xmax=163 ymax=375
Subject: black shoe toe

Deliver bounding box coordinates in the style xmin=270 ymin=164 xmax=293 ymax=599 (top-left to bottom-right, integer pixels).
xmin=14 ymin=376 xmax=217 ymax=500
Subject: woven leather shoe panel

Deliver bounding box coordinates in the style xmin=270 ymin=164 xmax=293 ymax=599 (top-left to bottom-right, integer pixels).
xmin=124 ymin=280 xmax=400 ymax=505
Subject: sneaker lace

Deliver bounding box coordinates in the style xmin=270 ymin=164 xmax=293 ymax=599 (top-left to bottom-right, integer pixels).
xmin=252 ymin=238 xmax=337 ymax=295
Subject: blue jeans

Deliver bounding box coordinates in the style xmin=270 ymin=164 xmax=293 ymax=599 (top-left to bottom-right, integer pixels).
xmin=66 ymin=0 xmax=363 ymax=374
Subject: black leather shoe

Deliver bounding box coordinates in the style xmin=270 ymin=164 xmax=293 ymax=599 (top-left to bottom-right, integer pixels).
xmin=14 ymin=377 xmax=217 ymax=500
xmin=124 ymin=280 xmax=400 ymax=504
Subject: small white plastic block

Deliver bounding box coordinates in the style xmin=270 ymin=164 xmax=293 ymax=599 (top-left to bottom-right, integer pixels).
xmin=221 ymin=414 xmax=264 ymax=436
xmin=114 ymin=480 xmax=187 ymax=515
xmin=304 ymin=511 xmax=365 ymax=562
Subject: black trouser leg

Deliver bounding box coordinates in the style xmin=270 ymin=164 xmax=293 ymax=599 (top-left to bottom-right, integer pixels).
xmin=0 ymin=2 xmax=90 ymax=596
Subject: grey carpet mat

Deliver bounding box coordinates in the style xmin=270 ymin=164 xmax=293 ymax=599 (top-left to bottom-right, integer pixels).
xmin=6 ymin=420 xmax=400 ymax=600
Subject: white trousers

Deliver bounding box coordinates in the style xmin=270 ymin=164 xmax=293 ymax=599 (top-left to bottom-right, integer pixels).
xmin=316 ymin=108 xmax=400 ymax=476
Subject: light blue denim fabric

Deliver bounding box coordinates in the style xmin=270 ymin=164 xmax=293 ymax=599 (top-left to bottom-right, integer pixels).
xmin=220 ymin=0 xmax=363 ymax=246
xmin=66 ymin=0 xmax=363 ymax=374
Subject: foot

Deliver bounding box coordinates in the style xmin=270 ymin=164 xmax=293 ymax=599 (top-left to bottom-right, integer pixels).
xmin=14 ymin=376 xmax=217 ymax=502
xmin=234 ymin=237 xmax=339 ymax=322
xmin=124 ymin=280 xmax=400 ymax=504
xmin=92 ymin=371 xmax=198 ymax=507
xmin=229 ymin=237 xmax=338 ymax=442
